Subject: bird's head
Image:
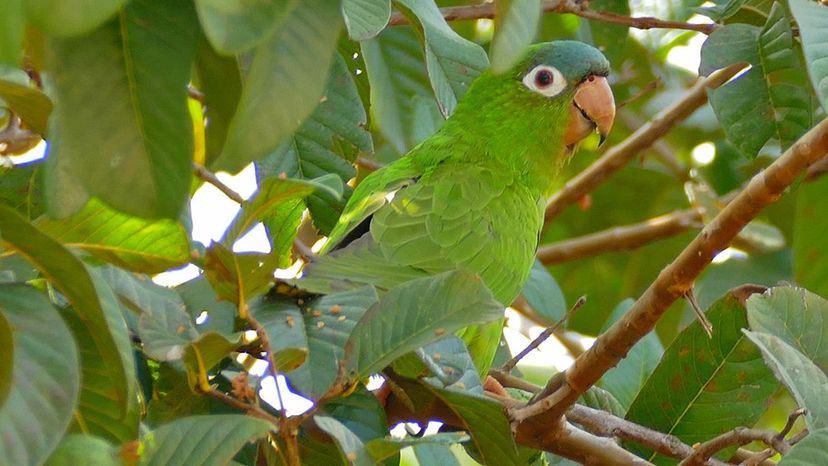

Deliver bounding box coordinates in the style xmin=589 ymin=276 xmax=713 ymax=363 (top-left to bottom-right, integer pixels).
xmin=455 ymin=41 xmax=615 ymax=153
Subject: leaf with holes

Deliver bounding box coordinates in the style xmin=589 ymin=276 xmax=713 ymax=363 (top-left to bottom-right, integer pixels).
xmin=744 ymin=330 xmax=828 ymax=431
xmin=0 ymin=284 xmax=79 ymax=466
xmin=140 ymin=415 xmax=272 ymax=466
xmin=699 ymin=3 xmax=814 ymax=157
xmin=217 ymin=0 xmax=342 ymax=173
xmin=490 ymin=0 xmax=540 ymax=74
xmin=47 ymin=0 xmax=198 ymax=218
xmin=36 ymin=198 xmax=190 ymax=273
xmin=625 ymin=290 xmax=778 ymax=463
xmin=394 ymin=0 xmax=489 ymax=118
xmin=345 ymin=270 xmax=503 ymax=380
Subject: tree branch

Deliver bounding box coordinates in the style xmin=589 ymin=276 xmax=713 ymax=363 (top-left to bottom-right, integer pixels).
xmin=515 ymin=116 xmax=828 ymax=434
xmin=193 ymin=163 xmax=245 ymax=204
xmin=543 ymin=63 xmax=745 ymax=226
xmin=388 ymin=0 xmax=716 ymax=34
xmin=677 ymin=427 xmax=791 ymax=466
xmin=537 ymin=208 xmax=702 ymax=264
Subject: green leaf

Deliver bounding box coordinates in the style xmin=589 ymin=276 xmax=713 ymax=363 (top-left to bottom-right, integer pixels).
xmin=0 ymin=0 xmax=23 ymax=65
xmin=419 ymin=336 xmax=483 ymax=393
xmin=490 ymin=0 xmax=540 ymax=74
xmin=217 ymin=0 xmax=342 ymax=173
xmin=194 ymin=34 xmax=243 ymax=168
xmin=195 ymin=0 xmax=295 ymax=54
xmin=97 ymin=265 xmax=187 ymax=332
xmin=394 ymin=0 xmax=489 ymax=117
xmin=47 ymin=0 xmax=198 ymax=218
xmin=250 ymin=296 xmax=308 ymax=372
xmin=360 ymin=27 xmax=438 ymax=153
xmin=0 ymin=205 xmax=137 ymax=442
xmin=747 ymin=286 xmax=828 ymax=373
xmin=35 ymin=198 xmax=190 ymax=273
xmin=257 ymin=53 xmax=371 ymax=234
xmin=44 ymin=435 xmax=119 ymax=466
xmin=744 ymin=330 xmax=828 ymax=431
xmin=0 ymin=284 xmax=80 ymax=466
xmin=0 ymin=69 xmax=53 ymax=134
xmin=794 ymin=177 xmax=828 ymax=301
xmin=625 ymin=290 xmax=778 ymax=463
xmin=343 ymin=0 xmax=392 ymax=40
xmin=0 ymin=162 xmax=45 ymax=220
xmin=145 ymin=363 xmax=209 ymax=427
xmin=579 ymin=0 xmax=630 ymax=64
xmin=224 ymin=174 xmax=341 ymax=247
xmin=182 ymin=331 xmax=242 ymax=390
xmin=203 ymin=243 xmax=276 ymax=305
xmin=414 ymin=444 xmax=461 ymax=466
xmin=322 ymin=385 xmax=389 ymax=449
xmin=778 ymin=427 xmax=828 ymax=466
xmin=344 ymin=270 xmax=504 ymax=380
xmin=427 ymin=387 xmax=522 ymax=466
xmin=140 ymin=415 xmax=272 ymax=466
xmin=288 ymin=287 xmax=379 ymax=399
xmin=24 ymin=0 xmax=128 ymax=37
xmin=177 ymin=276 xmax=236 ymax=335
xmin=521 ymin=260 xmax=566 ymax=322
xmin=366 ymin=433 xmax=468 ymax=462
xmin=598 ymin=299 xmax=663 ymax=412
xmin=314 ymin=415 xmax=373 ymax=466
xmin=580 ymin=386 xmax=626 ymax=418
xmin=789 ymin=0 xmax=828 ymax=113
xmin=42 ymin=113 xmax=89 ymax=218
xmin=699 ymin=3 xmax=814 ymax=157
xmin=138 ymin=296 xmax=200 ymax=361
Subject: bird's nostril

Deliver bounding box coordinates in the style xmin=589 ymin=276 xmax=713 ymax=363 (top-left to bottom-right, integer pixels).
xmin=588 ymin=75 xmax=595 ymax=82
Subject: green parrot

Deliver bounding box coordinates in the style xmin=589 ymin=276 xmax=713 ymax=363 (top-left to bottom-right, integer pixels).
xmin=300 ymin=41 xmax=615 ymax=375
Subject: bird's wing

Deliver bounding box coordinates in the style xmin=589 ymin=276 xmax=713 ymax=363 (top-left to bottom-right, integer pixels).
xmin=371 ymin=164 xmax=543 ymax=305
xmin=320 ymin=155 xmax=421 ymax=254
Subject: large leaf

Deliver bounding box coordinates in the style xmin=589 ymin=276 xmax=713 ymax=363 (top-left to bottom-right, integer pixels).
xmin=140 ymin=415 xmax=272 ymax=466
xmin=778 ymin=427 xmax=828 ymax=466
xmin=203 ymin=243 xmax=276 ymax=307
xmin=195 ymin=0 xmax=295 ymax=54
xmin=360 ymin=27 xmax=440 ymax=153
xmin=747 ymin=286 xmax=828 ymax=372
xmin=217 ymin=0 xmax=342 ymax=173
xmin=0 ymin=205 xmax=137 ymax=441
xmin=598 ymin=299 xmax=663 ymax=412
xmin=699 ymin=3 xmax=814 ymax=157
xmin=793 ymin=177 xmax=828 ymax=301
xmin=0 ymin=162 xmax=45 ymax=220
xmin=44 ymin=435 xmax=119 ymax=466
xmin=625 ymin=290 xmax=778 ymax=463
xmin=138 ymin=298 xmax=200 ymax=361
xmin=24 ymin=0 xmax=128 ymax=37
xmin=35 ymin=198 xmax=190 ymax=273
xmin=256 ymin=53 xmax=371 ymax=234
xmin=194 ymin=34 xmax=243 ymax=167
xmin=47 ymin=0 xmax=198 ymax=218
xmin=789 ymin=0 xmax=828 ymax=113
xmin=521 ymin=260 xmax=566 ymax=322
xmin=97 ymin=265 xmax=187 ymax=332
xmin=314 ymin=416 xmax=373 ymax=466
xmin=344 ymin=270 xmax=504 ymax=380
xmin=342 ymin=0 xmax=392 ymax=40
xmin=176 ymin=276 xmax=236 ymax=335
xmin=490 ymin=0 xmax=540 ymax=74
xmin=182 ymin=332 xmax=242 ymax=391
xmin=287 ymin=287 xmax=379 ymax=399
xmin=394 ymin=0 xmax=489 ymax=117
xmin=250 ymin=296 xmax=308 ymax=372
xmin=744 ymin=330 xmax=828 ymax=431
xmin=367 ymin=433 xmax=467 ymax=463
xmin=414 ymin=444 xmax=461 ymax=466
xmin=0 ymin=69 xmax=52 ymax=134
xmin=0 ymin=284 xmax=79 ymax=466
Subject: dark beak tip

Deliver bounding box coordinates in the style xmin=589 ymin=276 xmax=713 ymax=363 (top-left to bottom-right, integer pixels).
xmin=598 ymin=132 xmax=608 ymax=147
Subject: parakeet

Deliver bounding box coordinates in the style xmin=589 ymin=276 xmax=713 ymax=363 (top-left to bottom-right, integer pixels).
xmin=301 ymin=41 xmax=615 ymax=373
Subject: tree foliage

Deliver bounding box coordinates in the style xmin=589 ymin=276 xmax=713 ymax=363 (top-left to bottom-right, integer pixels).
xmin=1 ymin=0 xmax=828 ymax=465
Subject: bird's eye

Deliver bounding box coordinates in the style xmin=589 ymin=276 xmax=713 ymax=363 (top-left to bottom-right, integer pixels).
xmin=522 ymin=65 xmax=567 ymax=97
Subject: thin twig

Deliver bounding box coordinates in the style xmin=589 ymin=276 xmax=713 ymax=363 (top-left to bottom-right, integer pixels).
xmin=677 ymin=426 xmax=794 ymax=466
xmin=543 ymin=63 xmax=745 ymax=226
xmin=537 ymin=208 xmax=702 ymax=264
xmin=246 ymin=313 xmax=288 ymax=419
xmin=388 ymin=0 xmax=717 ymax=34
xmin=616 ymin=78 xmax=662 ymax=109
xmin=737 ymin=449 xmax=776 ymax=466
xmin=516 ymin=116 xmax=828 ymax=439
xmin=501 ymin=296 xmax=586 ymax=372
xmin=205 ymin=388 xmax=282 ymax=427
xmin=510 ymin=295 xmax=586 ymax=357
xmin=193 ymin=163 xmax=245 ymax=204
xmin=618 ymin=110 xmax=689 ymax=181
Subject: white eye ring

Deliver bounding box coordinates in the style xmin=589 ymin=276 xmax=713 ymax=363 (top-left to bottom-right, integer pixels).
xmin=522 ymin=65 xmax=567 ymax=97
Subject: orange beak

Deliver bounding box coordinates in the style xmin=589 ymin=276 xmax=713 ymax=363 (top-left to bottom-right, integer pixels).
xmin=564 ymin=75 xmax=615 ymax=147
